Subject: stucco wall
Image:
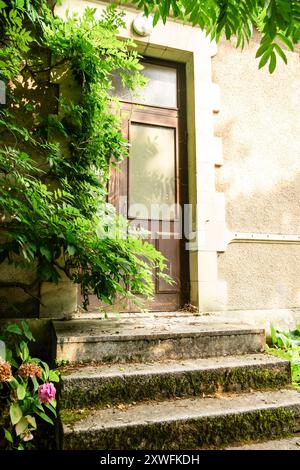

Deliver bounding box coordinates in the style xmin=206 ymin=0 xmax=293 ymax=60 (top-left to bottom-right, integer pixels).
xmin=218 ymin=243 xmax=300 ymax=310
xmin=213 ymin=37 xmax=300 ymax=311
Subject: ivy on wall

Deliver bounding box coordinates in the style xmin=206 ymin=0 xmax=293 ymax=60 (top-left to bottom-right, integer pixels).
xmin=0 ymin=1 xmax=169 ymax=311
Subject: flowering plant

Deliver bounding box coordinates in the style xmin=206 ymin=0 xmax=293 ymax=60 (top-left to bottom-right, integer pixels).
xmin=0 ymin=321 xmax=59 ymax=450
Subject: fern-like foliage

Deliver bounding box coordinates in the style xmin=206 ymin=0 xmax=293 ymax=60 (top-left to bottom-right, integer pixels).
xmin=131 ymin=0 xmax=300 ymax=72
xmin=0 ymin=1 xmax=169 ymax=312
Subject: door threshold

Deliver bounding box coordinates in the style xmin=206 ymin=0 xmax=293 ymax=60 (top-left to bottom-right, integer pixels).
xmin=71 ymin=309 xmax=200 ymax=321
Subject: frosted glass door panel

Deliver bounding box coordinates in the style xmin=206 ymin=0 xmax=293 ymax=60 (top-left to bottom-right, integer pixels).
xmin=111 ymin=63 xmax=177 ymax=108
xmin=128 ymin=123 xmax=176 ymax=220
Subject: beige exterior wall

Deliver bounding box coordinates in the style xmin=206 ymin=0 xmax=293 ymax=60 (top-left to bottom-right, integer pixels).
xmin=213 ymin=38 xmax=300 ymax=235
xmin=3 ymin=0 xmax=300 ymax=324
xmin=56 ymin=0 xmax=222 ymax=314
xmin=213 ymin=38 xmax=300 ymax=316
xmin=57 ymin=1 xmax=300 ymax=322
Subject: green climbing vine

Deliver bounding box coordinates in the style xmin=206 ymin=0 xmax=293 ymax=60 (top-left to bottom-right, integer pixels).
xmin=0 ymin=1 xmax=169 ymax=311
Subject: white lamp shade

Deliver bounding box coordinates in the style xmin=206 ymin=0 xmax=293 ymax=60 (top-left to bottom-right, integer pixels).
xmin=132 ymin=13 xmax=154 ymax=37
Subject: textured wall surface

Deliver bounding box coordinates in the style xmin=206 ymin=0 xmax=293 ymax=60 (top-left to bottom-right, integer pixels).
xmin=213 ymin=39 xmax=300 ymax=234
xmin=218 ymin=243 xmax=300 ymax=310
xmin=213 ymin=37 xmax=300 ymax=311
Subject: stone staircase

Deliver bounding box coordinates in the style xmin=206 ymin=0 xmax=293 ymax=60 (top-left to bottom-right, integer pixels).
xmin=53 ymin=314 xmax=300 ymax=450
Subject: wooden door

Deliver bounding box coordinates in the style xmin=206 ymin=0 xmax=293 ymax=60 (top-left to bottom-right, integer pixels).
xmin=82 ymin=59 xmax=189 ymax=312
xmin=110 ymin=60 xmax=189 ymax=311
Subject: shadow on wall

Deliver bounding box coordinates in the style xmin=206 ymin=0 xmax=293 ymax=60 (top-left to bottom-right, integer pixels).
xmin=215 ymin=115 xmax=300 ymax=310
xmin=216 ymin=125 xmax=300 ymax=310
xmin=212 ymin=39 xmax=300 ymax=311
xmin=216 ymin=119 xmax=300 ymax=235
xmin=213 ymin=38 xmax=300 ymax=232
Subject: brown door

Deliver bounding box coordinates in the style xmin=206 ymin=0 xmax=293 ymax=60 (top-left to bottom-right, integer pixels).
xmin=111 ymin=59 xmax=189 ymax=311
xmin=82 ymin=59 xmax=189 ymax=312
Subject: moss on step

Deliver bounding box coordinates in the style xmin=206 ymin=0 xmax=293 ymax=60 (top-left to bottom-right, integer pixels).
xmin=59 ymin=363 xmax=290 ymax=409
xmin=61 ymin=406 xmax=297 ymax=450
xmin=60 ymin=409 xmax=90 ymax=426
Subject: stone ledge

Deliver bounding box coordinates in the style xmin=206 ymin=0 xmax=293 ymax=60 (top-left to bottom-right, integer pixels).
xmin=59 ymin=353 xmax=290 ymax=409
xmin=60 ymin=388 xmax=300 ymax=449
xmin=53 ymin=317 xmax=265 ymax=363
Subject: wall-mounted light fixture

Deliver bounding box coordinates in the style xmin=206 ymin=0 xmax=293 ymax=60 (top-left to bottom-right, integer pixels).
xmin=132 ymin=13 xmax=154 ymax=37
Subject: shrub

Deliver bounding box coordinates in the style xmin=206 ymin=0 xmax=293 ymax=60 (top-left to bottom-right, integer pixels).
xmin=267 ymin=324 xmax=300 ymax=388
xmin=0 ymin=2 xmax=169 ymax=312
xmin=0 ymin=321 xmax=59 ymax=450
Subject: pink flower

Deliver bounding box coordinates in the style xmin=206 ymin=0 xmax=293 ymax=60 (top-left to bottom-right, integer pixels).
xmin=38 ymin=382 xmax=56 ymax=404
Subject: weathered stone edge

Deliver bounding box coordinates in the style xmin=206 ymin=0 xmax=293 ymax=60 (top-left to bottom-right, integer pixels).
xmin=60 ymin=404 xmax=300 ymax=450
xmin=56 ymin=331 xmax=265 ymax=363
xmin=59 ymin=360 xmax=291 ymax=409
xmin=55 ymin=329 xmax=265 ymax=344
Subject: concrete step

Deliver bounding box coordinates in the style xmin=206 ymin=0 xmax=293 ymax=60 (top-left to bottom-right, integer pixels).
xmin=53 ymin=317 xmax=265 ymax=363
xmin=59 ymin=354 xmax=290 ymax=409
xmin=60 ymin=388 xmax=300 ymax=450
xmin=227 ymin=434 xmax=300 ymax=450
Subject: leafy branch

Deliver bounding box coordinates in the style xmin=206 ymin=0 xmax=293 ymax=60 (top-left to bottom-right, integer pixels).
xmin=0 ymin=321 xmax=59 ymax=450
xmin=131 ymin=0 xmax=300 ymax=72
xmin=0 ymin=2 xmax=169 ymax=312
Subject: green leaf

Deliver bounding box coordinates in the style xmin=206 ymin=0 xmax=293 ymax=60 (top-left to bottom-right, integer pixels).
xmin=25 ymin=415 xmax=37 ymax=429
xmin=15 ymin=0 xmax=24 ymax=8
xmin=269 ymin=51 xmax=277 ymax=73
xmin=258 ymin=49 xmax=271 ymax=69
xmin=15 ymin=417 xmax=28 ymax=436
xmin=34 ymin=401 xmax=44 ymax=412
xmin=153 ymin=9 xmax=160 ymax=26
xmin=9 ymin=377 xmax=19 ymax=389
xmin=255 ymin=42 xmax=271 ymax=59
xmin=67 ymin=245 xmax=76 ymax=256
xmin=4 ymin=428 xmax=13 ymax=444
xmin=41 ymin=361 xmax=50 ymax=381
xmin=37 ymin=411 xmax=54 ymax=425
xmin=21 ymin=320 xmax=35 ymax=342
xmin=10 ymin=403 xmax=23 ymax=425
xmin=6 ymin=324 xmax=22 ymax=335
xmin=17 ymin=383 xmax=26 ymax=400
xmin=49 ymin=370 xmax=60 ymax=382
xmin=45 ymin=403 xmax=57 ymax=417
xmin=31 ymin=376 xmax=39 ymax=392
xmin=6 ymin=349 xmax=18 ymax=368
xmin=295 ymin=324 xmax=300 ymax=335
xmin=270 ymin=324 xmax=277 ymax=345
xmin=19 ymin=341 xmax=29 ymax=362
xmin=277 ymin=33 xmax=294 ymax=51
xmin=274 ymin=43 xmax=287 ymax=64
xmin=40 ymin=246 xmax=52 ymax=262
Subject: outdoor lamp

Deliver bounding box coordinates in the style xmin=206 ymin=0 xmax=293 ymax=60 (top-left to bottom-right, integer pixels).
xmin=132 ymin=13 xmax=154 ymax=37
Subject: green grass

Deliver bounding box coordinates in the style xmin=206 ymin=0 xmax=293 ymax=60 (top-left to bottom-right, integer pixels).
xmin=267 ymin=324 xmax=300 ymax=388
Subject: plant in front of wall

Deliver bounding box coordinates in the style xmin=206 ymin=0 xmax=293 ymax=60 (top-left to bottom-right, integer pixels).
xmin=133 ymin=0 xmax=300 ymax=73
xmin=0 ymin=321 xmax=59 ymax=450
xmin=267 ymin=324 xmax=300 ymax=389
xmin=0 ymin=2 xmax=170 ymax=313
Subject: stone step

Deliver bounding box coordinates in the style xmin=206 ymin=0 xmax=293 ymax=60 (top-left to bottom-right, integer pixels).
xmin=227 ymin=434 xmax=300 ymax=450
xmin=53 ymin=317 xmax=265 ymax=363
xmin=60 ymin=388 xmax=300 ymax=450
xmin=59 ymin=354 xmax=290 ymax=409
